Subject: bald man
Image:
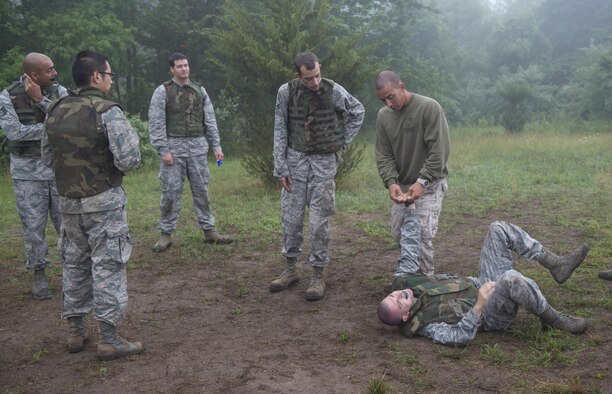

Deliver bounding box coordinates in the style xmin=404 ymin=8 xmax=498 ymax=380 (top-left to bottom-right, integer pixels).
xmin=375 ymin=70 xmax=450 ymax=277
xmin=0 ymin=52 xmax=67 ymax=299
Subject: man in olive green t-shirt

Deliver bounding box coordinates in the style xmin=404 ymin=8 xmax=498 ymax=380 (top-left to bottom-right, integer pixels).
xmin=374 ymin=70 xmax=450 ymax=276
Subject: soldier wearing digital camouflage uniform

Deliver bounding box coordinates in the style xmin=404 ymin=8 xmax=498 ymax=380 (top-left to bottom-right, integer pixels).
xmin=270 ymin=52 xmax=365 ymax=300
xmin=42 ymin=50 xmax=143 ymax=361
xmin=378 ymin=219 xmax=590 ymax=346
xmin=148 ymin=52 xmax=232 ymax=252
xmin=0 ymin=52 xmax=67 ymax=300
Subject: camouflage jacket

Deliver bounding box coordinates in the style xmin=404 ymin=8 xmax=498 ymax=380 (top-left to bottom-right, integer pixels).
xmin=0 ymin=79 xmax=67 ymax=180
xmin=287 ymin=78 xmax=345 ymax=154
xmin=273 ymin=80 xmax=364 ymax=180
xmin=148 ymin=80 xmax=221 ymax=158
xmin=42 ymin=87 xmax=141 ymax=213
xmin=393 ymin=274 xmax=482 ymax=346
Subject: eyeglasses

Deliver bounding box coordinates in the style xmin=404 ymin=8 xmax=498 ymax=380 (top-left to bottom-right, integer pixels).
xmin=98 ymin=71 xmax=116 ymax=77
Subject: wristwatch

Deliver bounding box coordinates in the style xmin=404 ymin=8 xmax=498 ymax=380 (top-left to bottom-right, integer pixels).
xmin=416 ymin=178 xmax=430 ymax=188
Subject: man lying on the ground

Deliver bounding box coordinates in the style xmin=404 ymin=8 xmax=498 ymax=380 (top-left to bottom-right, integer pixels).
xmin=378 ymin=221 xmax=589 ymax=346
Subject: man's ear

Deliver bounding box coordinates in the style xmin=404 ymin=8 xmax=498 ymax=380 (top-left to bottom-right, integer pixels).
xmin=293 ymin=71 xmax=300 ymax=79
xmin=402 ymin=310 xmax=410 ymax=322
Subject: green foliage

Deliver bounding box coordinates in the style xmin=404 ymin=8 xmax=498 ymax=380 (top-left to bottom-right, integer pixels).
xmin=365 ymin=374 xmax=391 ymax=394
xmin=207 ymin=0 xmax=377 ymax=187
xmin=126 ymin=113 xmax=157 ymax=168
xmin=480 ymin=343 xmax=508 ymax=364
xmin=496 ymin=76 xmax=532 ymax=133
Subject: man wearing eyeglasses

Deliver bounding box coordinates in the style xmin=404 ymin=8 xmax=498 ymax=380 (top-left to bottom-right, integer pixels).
xmin=148 ymin=52 xmax=232 ymax=252
xmin=0 ymin=52 xmax=68 ymax=300
xmin=43 ymin=50 xmax=143 ymax=361
xmin=378 ymin=219 xmax=589 ymax=346
xmin=269 ymin=51 xmax=365 ymax=300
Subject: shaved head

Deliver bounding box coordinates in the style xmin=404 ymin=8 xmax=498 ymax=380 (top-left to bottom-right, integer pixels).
xmin=377 ymin=298 xmax=403 ymax=325
xmin=375 ymin=70 xmax=401 ymax=90
xmin=23 ymin=53 xmax=52 ymax=74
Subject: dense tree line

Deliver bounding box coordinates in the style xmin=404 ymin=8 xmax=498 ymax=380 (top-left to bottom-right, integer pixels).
xmin=1 ymin=0 xmax=610 ymax=180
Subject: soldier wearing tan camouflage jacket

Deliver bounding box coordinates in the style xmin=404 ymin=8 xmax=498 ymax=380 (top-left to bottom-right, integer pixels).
xmin=42 ymin=50 xmax=143 ymax=361
xmin=0 ymin=52 xmax=67 ymax=300
xmin=148 ymin=52 xmax=232 ymax=252
xmin=270 ymin=52 xmax=365 ymax=301
xmin=378 ymin=220 xmax=590 ymax=346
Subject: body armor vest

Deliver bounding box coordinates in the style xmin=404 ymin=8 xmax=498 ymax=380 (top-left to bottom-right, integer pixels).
xmin=163 ymin=80 xmax=205 ymax=137
xmin=393 ymin=275 xmax=478 ymax=337
xmin=45 ymin=87 xmax=123 ymax=198
xmin=6 ymin=80 xmax=61 ymax=156
xmin=287 ymin=78 xmax=345 ymax=154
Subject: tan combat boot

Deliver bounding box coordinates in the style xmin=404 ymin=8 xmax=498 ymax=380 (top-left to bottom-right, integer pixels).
xmin=32 ymin=268 xmax=52 ymax=300
xmin=539 ymin=305 xmax=588 ymax=334
xmin=269 ymin=258 xmax=300 ymax=292
xmin=536 ymin=245 xmax=589 ymax=284
xmin=305 ymin=266 xmax=325 ymax=301
xmin=66 ymin=316 xmax=90 ymax=353
xmin=152 ymin=232 xmax=172 ymax=253
xmin=203 ymin=228 xmax=233 ymax=244
xmin=97 ymin=321 xmax=144 ymax=361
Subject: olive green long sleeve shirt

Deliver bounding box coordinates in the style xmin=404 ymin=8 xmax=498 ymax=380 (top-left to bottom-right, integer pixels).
xmin=375 ymin=93 xmax=450 ymax=188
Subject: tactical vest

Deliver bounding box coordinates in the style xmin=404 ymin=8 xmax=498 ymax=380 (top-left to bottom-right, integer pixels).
xmin=45 ymin=87 xmax=123 ymax=198
xmin=163 ymin=80 xmax=205 ymax=137
xmin=5 ymin=80 xmax=61 ymax=156
xmin=393 ymin=274 xmax=478 ymax=337
xmin=287 ymin=78 xmax=345 ymax=154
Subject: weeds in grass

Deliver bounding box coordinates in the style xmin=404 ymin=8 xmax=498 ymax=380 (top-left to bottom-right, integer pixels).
xmin=480 ymin=343 xmax=508 ymax=364
xmin=510 ymin=326 xmax=583 ymax=368
xmin=365 ymin=373 xmax=390 ymax=394
xmin=89 ymin=366 xmax=109 ymax=378
xmin=32 ymin=348 xmax=47 ymax=362
xmin=438 ymin=347 xmax=468 ymax=360
xmin=337 ymin=332 xmax=350 ymax=344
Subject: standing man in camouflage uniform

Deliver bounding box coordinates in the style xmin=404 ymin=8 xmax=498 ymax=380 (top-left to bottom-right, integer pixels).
xmin=148 ymin=52 xmax=232 ymax=252
xmin=0 ymin=52 xmax=67 ymax=300
xmin=378 ymin=220 xmax=590 ymax=346
xmin=375 ymin=70 xmax=450 ymax=277
xmin=270 ymin=52 xmax=365 ymax=300
xmin=43 ymin=50 xmax=143 ymax=361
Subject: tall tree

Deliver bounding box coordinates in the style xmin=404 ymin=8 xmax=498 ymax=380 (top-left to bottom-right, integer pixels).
xmin=207 ymin=0 xmax=378 ymax=185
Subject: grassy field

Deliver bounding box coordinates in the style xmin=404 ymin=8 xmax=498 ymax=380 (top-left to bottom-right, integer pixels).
xmin=0 ymin=122 xmax=610 ymax=392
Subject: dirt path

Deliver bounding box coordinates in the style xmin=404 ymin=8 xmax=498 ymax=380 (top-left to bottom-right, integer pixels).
xmin=0 ymin=211 xmax=610 ymax=393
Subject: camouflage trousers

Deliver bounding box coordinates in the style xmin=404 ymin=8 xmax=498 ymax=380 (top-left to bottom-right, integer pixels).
xmin=60 ymin=206 xmax=131 ymax=326
xmin=12 ymin=179 xmax=62 ymax=270
xmin=391 ymin=178 xmax=447 ymax=276
xmin=158 ymin=155 xmax=215 ymax=234
xmin=475 ymin=221 xmax=548 ymax=331
xmin=281 ymin=176 xmax=335 ymax=267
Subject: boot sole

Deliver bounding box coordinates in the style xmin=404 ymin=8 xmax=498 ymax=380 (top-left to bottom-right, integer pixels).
xmin=269 ymin=277 xmax=300 ymax=292
xmin=97 ymin=345 xmax=145 ymax=361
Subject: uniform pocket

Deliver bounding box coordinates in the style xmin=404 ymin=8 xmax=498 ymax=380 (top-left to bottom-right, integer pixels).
xmin=105 ymin=226 xmax=132 ymax=265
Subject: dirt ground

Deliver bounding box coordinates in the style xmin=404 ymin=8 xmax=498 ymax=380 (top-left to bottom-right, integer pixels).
xmin=0 ymin=210 xmax=610 ymax=393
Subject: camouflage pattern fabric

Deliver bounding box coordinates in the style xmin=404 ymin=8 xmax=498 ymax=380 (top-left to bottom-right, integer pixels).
xmin=0 ymin=80 xmax=67 ymax=271
xmin=13 ymin=179 xmax=62 ymax=270
xmin=148 ymin=81 xmax=223 ymax=233
xmin=148 ymin=83 xmax=221 ymax=158
xmin=395 ymin=221 xmax=552 ymax=346
xmin=273 ymin=80 xmax=364 ymax=266
xmin=41 ymin=90 xmax=140 ymax=325
xmin=157 ymin=155 xmax=215 ymax=233
xmin=391 ymin=178 xmax=448 ymax=276
xmin=45 ymin=87 xmax=123 ymax=198
xmin=287 ymin=78 xmax=345 ymax=154
xmin=398 ymin=276 xmax=477 ymax=338
xmin=163 ymin=79 xmax=205 ymax=137
xmin=60 ymin=206 xmax=131 ymax=325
